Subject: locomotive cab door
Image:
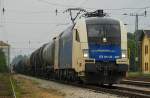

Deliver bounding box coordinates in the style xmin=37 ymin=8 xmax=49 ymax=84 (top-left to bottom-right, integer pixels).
xmin=53 ymin=37 xmax=60 ymax=70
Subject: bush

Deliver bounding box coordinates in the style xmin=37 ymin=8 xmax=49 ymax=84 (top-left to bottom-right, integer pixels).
xmin=0 ymin=49 xmax=8 ymax=72
xmin=128 ymin=72 xmax=150 ymax=77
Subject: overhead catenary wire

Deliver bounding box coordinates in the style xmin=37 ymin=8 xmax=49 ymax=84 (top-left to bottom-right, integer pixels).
xmin=2 ymin=0 xmax=150 ymax=32
xmin=3 ymin=21 xmax=69 ymax=25
xmin=78 ymin=0 xmax=89 ymax=7
xmin=38 ymin=0 xmax=76 ymax=8
xmin=2 ymin=1 xmax=150 ymax=18
xmin=4 ymin=8 xmax=150 ymax=17
xmin=38 ymin=0 xmax=150 ymax=11
xmin=5 ymin=1 xmax=150 ymax=59
xmin=5 ymin=9 xmax=61 ymax=14
xmin=2 ymin=0 xmax=150 ymax=16
xmin=37 ymin=0 xmax=150 ymax=28
xmin=11 ymin=47 xmax=37 ymax=50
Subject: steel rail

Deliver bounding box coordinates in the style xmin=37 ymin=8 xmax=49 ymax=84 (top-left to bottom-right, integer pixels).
xmin=121 ymin=80 xmax=150 ymax=87
xmin=19 ymin=74 xmax=150 ymax=98
xmin=10 ymin=76 xmax=16 ymax=98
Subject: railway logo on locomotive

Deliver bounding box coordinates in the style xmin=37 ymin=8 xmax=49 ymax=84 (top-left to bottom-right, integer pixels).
xmin=89 ymin=44 xmax=121 ymax=61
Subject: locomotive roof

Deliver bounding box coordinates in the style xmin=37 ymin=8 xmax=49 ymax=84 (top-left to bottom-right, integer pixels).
xmin=85 ymin=17 xmax=120 ymax=25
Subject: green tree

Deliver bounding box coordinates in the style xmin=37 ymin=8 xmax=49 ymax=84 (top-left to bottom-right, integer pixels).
xmin=0 ymin=49 xmax=7 ymax=72
xmin=127 ymin=33 xmax=138 ymax=71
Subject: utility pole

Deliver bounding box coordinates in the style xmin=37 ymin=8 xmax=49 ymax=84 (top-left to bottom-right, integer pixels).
xmin=135 ymin=14 xmax=138 ymax=32
xmin=123 ymin=10 xmax=147 ymax=32
xmin=132 ymin=12 xmax=146 ymax=71
xmin=130 ymin=12 xmax=146 ymax=32
xmin=123 ymin=10 xmax=147 ymax=71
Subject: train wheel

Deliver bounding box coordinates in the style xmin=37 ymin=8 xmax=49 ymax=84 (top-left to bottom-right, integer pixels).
xmin=55 ymin=70 xmax=58 ymax=80
xmin=99 ymin=83 xmax=104 ymax=86
xmin=108 ymin=83 xmax=113 ymax=87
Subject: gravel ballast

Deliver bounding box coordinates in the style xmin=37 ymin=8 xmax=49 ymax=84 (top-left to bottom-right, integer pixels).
xmin=19 ymin=75 xmax=126 ymax=98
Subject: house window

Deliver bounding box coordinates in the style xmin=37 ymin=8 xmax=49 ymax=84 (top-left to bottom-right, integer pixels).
xmin=145 ymin=63 xmax=146 ymax=71
xmin=145 ymin=46 xmax=146 ymax=55
xmin=145 ymin=62 xmax=149 ymax=71
xmin=145 ymin=45 xmax=148 ymax=55
xmin=147 ymin=63 xmax=149 ymax=71
xmin=75 ymin=29 xmax=80 ymax=42
xmin=147 ymin=46 xmax=149 ymax=54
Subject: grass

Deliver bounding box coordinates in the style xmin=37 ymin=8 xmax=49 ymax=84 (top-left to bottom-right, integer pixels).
xmin=11 ymin=77 xmax=23 ymax=98
xmin=128 ymin=72 xmax=150 ymax=78
xmin=0 ymin=65 xmax=8 ymax=73
xmin=32 ymin=79 xmax=39 ymax=85
xmin=0 ymin=49 xmax=7 ymax=73
xmin=11 ymin=75 xmax=66 ymax=98
xmin=0 ymin=73 xmax=13 ymax=96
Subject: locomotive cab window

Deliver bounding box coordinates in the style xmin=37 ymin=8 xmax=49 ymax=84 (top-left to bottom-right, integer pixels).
xmin=86 ymin=23 xmax=121 ymax=45
xmin=75 ymin=29 xmax=80 ymax=42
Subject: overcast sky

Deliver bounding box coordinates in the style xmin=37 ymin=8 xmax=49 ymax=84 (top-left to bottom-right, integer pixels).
xmin=0 ymin=0 xmax=150 ymax=60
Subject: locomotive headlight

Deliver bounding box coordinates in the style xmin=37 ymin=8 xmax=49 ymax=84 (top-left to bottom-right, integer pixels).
xmin=122 ymin=50 xmax=127 ymax=58
xmin=103 ymin=37 xmax=107 ymax=43
xmin=122 ymin=53 xmax=126 ymax=58
xmin=83 ymin=50 xmax=89 ymax=58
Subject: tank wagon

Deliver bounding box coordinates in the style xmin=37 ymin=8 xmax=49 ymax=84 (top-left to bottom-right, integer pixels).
xmin=13 ymin=10 xmax=129 ymax=85
xmin=12 ymin=55 xmax=30 ymax=74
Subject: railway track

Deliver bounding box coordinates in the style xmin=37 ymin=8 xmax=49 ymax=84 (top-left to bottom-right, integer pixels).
xmin=75 ymin=83 xmax=150 ymax=98
xmin=113 ymin=84 xmax=150 ymax=98
xmin=0 ymin=81 xmax=13 ymax=98
xmin=51 ymin=79 xmax=150 ymax=98
xmin=19 ymin=74 xmax=150 ymax=98
xmin=121 ymin=79 xmax=150 ymax=87
xmin=0 ymin=73 xmax=15 ymax=98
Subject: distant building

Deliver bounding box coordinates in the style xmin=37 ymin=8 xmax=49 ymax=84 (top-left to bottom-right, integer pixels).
xmin=137 ymin=30 xmax=150 ymax=73
xmin=0 ymin=41 xmax=10 ymax=68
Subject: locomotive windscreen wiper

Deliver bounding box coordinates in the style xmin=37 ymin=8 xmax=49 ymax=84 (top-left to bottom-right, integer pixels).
xmin=100 ymin=25 xmax=107 ymax=43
